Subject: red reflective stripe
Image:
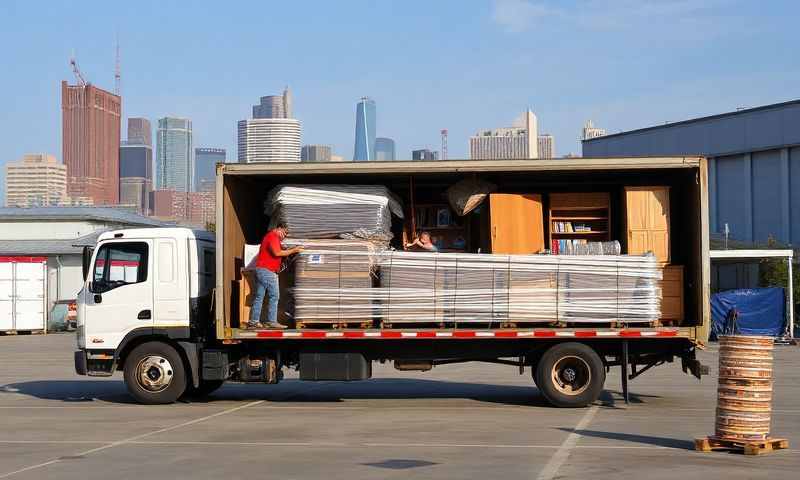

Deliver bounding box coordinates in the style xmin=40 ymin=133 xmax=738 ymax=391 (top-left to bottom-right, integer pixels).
xmin=619 ymin=330 xmax=642 ymax=337
xmin=657 ymin=330 xmax=679 ymax=337
xmin=301 ymin=331 xmax=327 ymax=338
xmin=453 ymin=331 xmax=476 ymax=338
xmin=535 ymin=331 xmax=557 ymax=337
xmin=494 ymin=330 xmax=518 ymax=338
xmin=342 ymin=331 xmax=365 ymax=338
xmin=415 ymin=331 xmax=437 ymax=338
xmin=379 ymin=330 xmax=403 ymax=338
xmin=0 ymin=256 xmax=47 ymax=263
xmin=256 ymin=331 xmax=284 ymax=338
xmin=574 ymin=331 xmax=597 ymax=337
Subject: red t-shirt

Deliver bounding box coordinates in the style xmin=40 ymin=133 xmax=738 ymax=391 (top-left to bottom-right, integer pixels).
xmin=256 ymin=230 xmax=282 ymax=272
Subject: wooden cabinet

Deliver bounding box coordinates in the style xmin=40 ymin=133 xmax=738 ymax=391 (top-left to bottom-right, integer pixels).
xmin=489 ymin=193 xmax=544 ymax=254
xmin=625 ymin=186 xmax=670 ymax=263
xmin=660 ymin=265 xmax=684 ymax=324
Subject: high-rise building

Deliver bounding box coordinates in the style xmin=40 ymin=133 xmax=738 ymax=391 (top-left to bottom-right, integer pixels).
xmin=238 ymin=119 xmax=301 ymax=163
xmin=195 ymin=148 xmax=226 ymax=192
xmin=119 ymin=141 xmax=153 ymax=215
xmin=253 ymin=86 xmax=292 ymax=119
xmin=538 ymin=134 xmax=555 ymax=158
xmin=353 ymin=97 xmax=376 ymax=161
xmin=301 ymin=145 xmax=332 ymax=162
xmin=156 ymin=117 xmax=193 ymax=192
xmin=127 ymin=118 xmax=152 ymax=146
xmin=469 ymin=110 xmax=539 ymax=160
xmin=412 ymin=149 xmax=439 ymax=161
xmin=375 ymin=137 xmax=396 ymax=161
xmin=4 ymin=154 xmax=67 ymax=207
xmin=582 ymin=120 xmax=606 ymax=140
xmin=151 ymin=189 xmax=215 ymax=226
xmin=61 ymin=81 xmax=121 ymax=204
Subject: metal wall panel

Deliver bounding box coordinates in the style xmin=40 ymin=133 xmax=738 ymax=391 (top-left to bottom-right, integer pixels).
xmin=791 ymin=147 xmax=800 ymax=244
xmin=751 ymin=149 xmax=784 ymax=242
xmin=715 ymin=154 xmax=748 ymax=241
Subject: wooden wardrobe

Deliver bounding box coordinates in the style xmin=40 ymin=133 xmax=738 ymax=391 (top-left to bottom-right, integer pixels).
xmin=488 ymin=193 xmax=544 ymax=254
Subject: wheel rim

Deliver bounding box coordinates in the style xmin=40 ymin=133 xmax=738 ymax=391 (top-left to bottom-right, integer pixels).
xmin=136 ymin=355 xmax=174 ymax=392
xmin=551 ymin=355 xmax=591 ymax=396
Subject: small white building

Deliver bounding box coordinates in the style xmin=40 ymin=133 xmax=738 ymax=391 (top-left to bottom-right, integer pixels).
xmin=0 ymin=207 xmax=169 ymax=331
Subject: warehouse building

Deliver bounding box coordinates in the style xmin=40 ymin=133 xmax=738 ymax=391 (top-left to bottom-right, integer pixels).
xmin=0 ymin=207 xmax=168 ymax=332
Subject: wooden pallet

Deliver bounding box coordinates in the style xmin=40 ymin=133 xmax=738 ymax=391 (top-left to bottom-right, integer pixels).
xmin=296 ymin=321 xmax=374 ymax=330
xmin=0 ymin=329 xmax=45 ymax=336
xmin=695 ymin=436 xmax=789 ymax=455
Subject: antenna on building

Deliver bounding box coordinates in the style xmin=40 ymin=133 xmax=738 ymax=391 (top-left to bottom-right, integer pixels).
xmin=114 ymin=34 xmax=121 ymax=96
xmin=440 ymin=129 xmax=448 ymax=160
xmin=69 ymin=50 xmax=87 ymax=87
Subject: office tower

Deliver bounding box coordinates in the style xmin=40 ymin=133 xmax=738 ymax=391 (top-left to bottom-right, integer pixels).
xmin=582 ymin=120 xmax=606 ymax=140
xmin=375 ymin=137 xmax=396 ymax=161
xmin=61 ymin=81 xmax=121 ymax=204
xmin=195 ymin=147 xmax=226 ymax=192
xmin=301 ymin=145 xmax=332 ymax=162
xmin=538 ymin=134 xmax=555 ymax=158
xmin=412 ymin=149 xmax=439 ymax=161
xmin=120 ymin=138 xmax=153 ymax=214
xmin=156 ymin=117 xmax=193 ymax=192
xmin=238 ymin=119 xmax=301 ymax=163
xmin=4 ymin=154 xmax=67 ymax=207
xmin=353 ymin=97 xmax=376 ymax=161
xmin=469 ymin=109 xmax=539 ymax=160
xmin=253 ymin=86 xmax=292 ymax=119
xmin=127 ymin=118 xmax=152 ymax=146
xmin=150 ymin=190 xmax=215 ymax=226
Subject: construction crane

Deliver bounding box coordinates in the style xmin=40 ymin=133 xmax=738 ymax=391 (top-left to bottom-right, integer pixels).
xmin=440 ymin=129 xmax=448 ymax=160
xmin=69 ymin=52 xmax=87 ymax=87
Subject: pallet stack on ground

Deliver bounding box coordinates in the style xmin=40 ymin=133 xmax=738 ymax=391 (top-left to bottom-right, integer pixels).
xmin=264 ymin=185 xmax=404 ymax=243
xmin=290 ymin=240 xmax=378 ymax=328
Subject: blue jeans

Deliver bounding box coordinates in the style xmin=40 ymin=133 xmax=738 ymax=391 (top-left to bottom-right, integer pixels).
xmin=249 ymin=268 xmax=279 ymax=325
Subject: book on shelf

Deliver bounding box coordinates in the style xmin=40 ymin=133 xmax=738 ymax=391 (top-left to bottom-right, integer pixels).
xmin=553 ymin=221 xmax=593 ymax=233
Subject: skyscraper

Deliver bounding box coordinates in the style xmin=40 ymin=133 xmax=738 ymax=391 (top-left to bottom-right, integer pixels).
xmin=301 ymin=145 xmax=332 ymax=162
xmin=61 ymin=81 xmax=121 ymax=204
xmin=469 ymin=109 xmax=539 ymax=160
xmin=239 ymin=91 xmax=301 ymax=163
xmin=120 ymin=141 xmax=152 ymax=214
xmin=4 ymin=154 xmax=67 ymax=207
xmin=412 ymin=149 xmax=438 ymax=161
xmin=156 ymin=117 xmax=193 ymax=192
xmin=253 ymin=86 xmax=292 ymax=119
xmin=538 ymin=134 xmax=555 ymax=158
xmin=195 ymin=147 xmax=226 ymax=192
xmin=375 ymin=137 xmax=396 ymax=161
xmin=353 ymin=97 xmax=376 ymax=161
xmin=582 ymin=120 xmax=606 ymax=140
xmin=127 ymin=118 xmax=152 ymax=146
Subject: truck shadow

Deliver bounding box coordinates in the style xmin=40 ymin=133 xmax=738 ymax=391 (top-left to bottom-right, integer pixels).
xmin=556 ymin=427 xmax=695 ymax=450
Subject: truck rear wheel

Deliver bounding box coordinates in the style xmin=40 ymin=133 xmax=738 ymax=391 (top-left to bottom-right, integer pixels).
xmin=123 ymin=342 xmax=186 ymax=404
xmin=534 ymin=342 xmax=605 ymax=408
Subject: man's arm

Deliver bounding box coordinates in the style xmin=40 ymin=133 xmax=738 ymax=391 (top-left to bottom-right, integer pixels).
xmin=268 ymin=239 xmax=303 ymax=257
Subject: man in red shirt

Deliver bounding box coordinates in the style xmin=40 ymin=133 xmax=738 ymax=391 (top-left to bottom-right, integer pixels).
xmin=249 ymin=222 xmax=303 ymax=329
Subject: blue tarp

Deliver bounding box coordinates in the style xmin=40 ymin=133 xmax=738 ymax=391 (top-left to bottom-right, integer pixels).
xmin=710 ymin=287 xmax=785 ymax=338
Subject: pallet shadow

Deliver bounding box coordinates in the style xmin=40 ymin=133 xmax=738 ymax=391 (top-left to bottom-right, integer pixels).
xmin=558 ymin=428 xmax=695 ymax=450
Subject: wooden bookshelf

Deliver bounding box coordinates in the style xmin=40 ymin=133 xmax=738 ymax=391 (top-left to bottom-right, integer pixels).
xmin=409 ymin=203 xmax=470 ymax=252
xmin=548 ymin=192 xmax=611 ymax=254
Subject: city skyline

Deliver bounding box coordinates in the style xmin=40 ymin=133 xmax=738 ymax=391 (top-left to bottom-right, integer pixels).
xmin=2 ymin=1 xmax=799 ymax=192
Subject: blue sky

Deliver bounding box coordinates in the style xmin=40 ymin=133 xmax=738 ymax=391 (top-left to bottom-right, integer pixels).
xmin=1 ymin=0 xmax=798 ymax=186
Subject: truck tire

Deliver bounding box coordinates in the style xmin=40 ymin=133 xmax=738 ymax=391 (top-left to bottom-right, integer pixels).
xmin=534 ymin=342 xmax=605 ymax=408
xmin=184 ymin=380 xmax=225 ymax=398
xmin=123 ymin=342 xmax=187 ymax=404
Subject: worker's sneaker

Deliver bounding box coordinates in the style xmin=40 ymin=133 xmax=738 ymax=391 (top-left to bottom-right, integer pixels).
xmin=247 ymin=322 xmax=266 ymax=329
xmin=266 ymin=322 xmax=287 ymax=329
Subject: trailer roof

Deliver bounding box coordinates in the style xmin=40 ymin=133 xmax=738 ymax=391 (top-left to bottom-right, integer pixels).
xmin=219 ymin=156 xmax=704 ymax=176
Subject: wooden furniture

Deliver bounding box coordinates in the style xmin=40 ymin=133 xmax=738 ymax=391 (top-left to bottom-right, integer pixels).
xmin=489 ymin=193 xmax=544 ymax=254
xmin=625 ymin=186 xmax=670 ymax=263
xmin=660 ymin=264 xmax=684 ymax=324
xmin=238 ymin=270 xmax=254 ymax=327
xmin=548 ymin=192 xmax=611 ymax=254
xmin=411 ymin=203 xmax=469 ymax=252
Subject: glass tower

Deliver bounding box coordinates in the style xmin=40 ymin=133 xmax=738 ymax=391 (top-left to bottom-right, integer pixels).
xmin=353 ymin=97 xmax=376 ymax=161
xmin=156 ymin=117 xmax=193 ymax=192
xmin=195 ymin=147 xmax=226 ymax=192
xmin=375 ymin=137 xmax=395 ymax=161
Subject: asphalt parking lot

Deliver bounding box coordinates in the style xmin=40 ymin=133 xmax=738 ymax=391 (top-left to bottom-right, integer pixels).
xmin=0 ymin=334 xmax=797 ymax=479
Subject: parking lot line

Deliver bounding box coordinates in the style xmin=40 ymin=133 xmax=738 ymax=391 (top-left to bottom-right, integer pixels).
xmin=537 ymin=405 xmax=599 ymax=480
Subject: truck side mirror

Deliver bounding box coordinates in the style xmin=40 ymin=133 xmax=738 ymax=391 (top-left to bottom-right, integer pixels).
xmin=82 ymin=246 xmax=94 ymax=281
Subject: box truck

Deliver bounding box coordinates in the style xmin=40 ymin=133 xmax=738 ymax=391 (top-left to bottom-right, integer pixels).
xmin=75 ymin=157 xmax=710 ymax=406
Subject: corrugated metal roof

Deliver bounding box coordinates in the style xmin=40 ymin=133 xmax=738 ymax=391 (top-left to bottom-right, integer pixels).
xmin=0 ymin=230 xmax=104 ymax=256
xmin=0 ymin=207 xmax=170 ymax=227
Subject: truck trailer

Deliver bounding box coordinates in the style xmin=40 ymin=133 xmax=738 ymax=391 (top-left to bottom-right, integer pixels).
xmin=75 ymin=157 xmax=710 ymax=406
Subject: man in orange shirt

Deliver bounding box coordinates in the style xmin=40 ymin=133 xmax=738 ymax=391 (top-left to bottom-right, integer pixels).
xmin=249 ymin=223 xmax=303 ymax=329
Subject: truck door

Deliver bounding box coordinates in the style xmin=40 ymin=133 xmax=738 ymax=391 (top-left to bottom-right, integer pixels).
xmin=84 ymin=240 xmax=153 ymax=348
xmin=153 ymin=238 xmax=189 ymax=326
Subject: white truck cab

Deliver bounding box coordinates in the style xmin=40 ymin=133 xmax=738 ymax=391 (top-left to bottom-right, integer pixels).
xmin=75 ymin=228 xmax=215 ymax=403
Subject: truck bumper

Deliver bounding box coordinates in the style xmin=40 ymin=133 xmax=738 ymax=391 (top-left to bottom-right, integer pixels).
xmin=74 ymin=350 xmax=87 ymax=376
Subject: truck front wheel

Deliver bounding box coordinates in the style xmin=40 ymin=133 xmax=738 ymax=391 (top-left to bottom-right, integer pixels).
xmin=534 ymin=342 xmax=605 ymax=408
xmin=123 ymin=342 xmax=187 ymax=404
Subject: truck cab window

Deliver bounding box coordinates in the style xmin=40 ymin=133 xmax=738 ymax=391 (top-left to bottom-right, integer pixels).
xmin=92 ymin=242 xmax=149 ymax=293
